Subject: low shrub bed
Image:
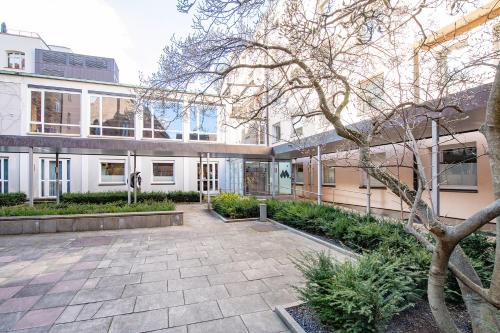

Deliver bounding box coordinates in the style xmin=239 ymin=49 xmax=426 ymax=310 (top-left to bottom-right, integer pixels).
xmin=60 ymin=190 xmax=199 ymax=204
xmin=0 ymin=193 xmax=27 ymax=206
xmin=211 ymin=195 xmax=494 ymax=332
xmin=0 ymin=200 xmax=175 ymax=216
xmin=211 ymin=193 xmax=260 ymax=219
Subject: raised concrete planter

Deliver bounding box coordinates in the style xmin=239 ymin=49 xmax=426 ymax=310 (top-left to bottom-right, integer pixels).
xmin=0 ymin=211 xmax=183 ymax=235
xmin=210 ymin=210 xmax=258 ymax=223
xmin=275 ymin=302 xmax=307 ymax=333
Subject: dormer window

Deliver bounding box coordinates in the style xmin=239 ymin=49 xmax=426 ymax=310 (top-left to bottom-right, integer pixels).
xmin=7 ymin=51 xmax=25 ymax=70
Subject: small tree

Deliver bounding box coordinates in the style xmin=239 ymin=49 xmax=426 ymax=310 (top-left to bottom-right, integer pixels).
xmin=149 ymin=1 xmax=500 ymax=331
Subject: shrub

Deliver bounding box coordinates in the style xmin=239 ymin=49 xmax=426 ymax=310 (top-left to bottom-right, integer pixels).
xmin=0 ymin=192 xmax=26 ymax=206
xmin=211 ymin=193 xmax=260 ymax=219
xmin=61 ymin=191 xmax=199 ymax=204
xmin=295 ymin=252 xmax=418 ymax=333
xmin=0 ymin=200 xmax=175 ymax=216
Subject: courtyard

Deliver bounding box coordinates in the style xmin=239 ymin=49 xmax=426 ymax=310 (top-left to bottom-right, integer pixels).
xmin=0 ymin=204 xmax=347 ymax=333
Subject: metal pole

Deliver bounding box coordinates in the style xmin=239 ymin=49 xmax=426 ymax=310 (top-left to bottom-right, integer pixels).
xmin=28 ymin=147 xmax=34 ymax=207
xmin=133 ymin=152 xmax=137 ymax=204
xmin=431 ymin=119 xmax=440 ymax=216
xmin=293 ymin=159 xmax=296 ymax=199
xmin=206 ymin=153 xmax=211 ymax=208
xmin=199 ymin=155 xmax=203 ymax=203
xmin=366 ymin=170 xmax=371 ymax=216
xmin=309 ymin=156 xmax=312 ymax=199
xmin=127 ymin=151 xmax=131 ymax=205
xmin=317 ymin=146 xmax=321 ymax=205
xmin=55 ymin=152 xmax=60 ymax=204
xmin=271 ymin=156 xmax=276 ymax=198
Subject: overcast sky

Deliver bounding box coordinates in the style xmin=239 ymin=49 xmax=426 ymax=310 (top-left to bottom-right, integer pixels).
xmin=3 ymin=0 xmax=193 ymax=84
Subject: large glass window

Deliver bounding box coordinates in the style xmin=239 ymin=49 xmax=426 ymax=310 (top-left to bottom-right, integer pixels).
xmin=100 ymin=161 xmax=125 ymax=184
xmin=197 ymin=162 xmax=219 ymax=191
xmin=143 ymin=101 xmax=183 ymax=140
xmin=358 ymin=74 xmax=384 ymax=115
xmin=241 ymin=121 xmax=265 ymax=144
xmin=90 ymin=96 xmax=135 ymax=137
xmin=39 ymin=159 xmax=71 ymax=197
xmin=190 ymin=105 xmax=218 ymax=141
xmin=440 ymin=146 xmax=477 ymax=190
xmin=0 ymin=158 xmax=8 ymax=193
xmin=152 ymin=162 xmax=175 ymax=183
xmin=272 ymin=123 xmax=281 ymax=143
xmin=294 ymin=163 xmax=304 ymax=184
xmin=7 ymin=51 xmax=25 ymax=70
xmin=30 ymin=90 xmax=81 ymax=134
xmin=322 ymin=162 xmax=335 ymax=185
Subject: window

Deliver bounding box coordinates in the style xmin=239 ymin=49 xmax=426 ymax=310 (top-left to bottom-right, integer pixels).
xmin=292 ymin=118 xmax=304 ymax=137
xmin=100 ymin=161 xmax=125 ymax=184
xmin=241 ymin=121 xmax=265 ymax=144
xmin=143 ymin=101 xmax=183 ymax=140
xmin=322 ymin=162 xmax=335 ymax=185
xmin=358 ymin=74 xmax=384 ymax=115
xmin=272 ymin=123 xmax=281 ymax=143
xmin=440 ymin=146 xmax=477 ymax=190
xmin=152 ymin=162 xmax=175 ymax=184
xmin=90 ymin=96 xmax=135 ymax=137
xmin=7 ymin=51 xmax=25 ymax=70
xmin=294 ymin=163 xmax=304 ymax=184
xmin=40 ymin=159 xmax=71 ymax=197
xmin=362 ymin=153 xmax=386 ymax=188
xmin=0 ymin=158 xmax=8 ymax=193
xmin=197 ymin=162 xmax=219 ymax=191
xmin=30 ymin=90 xmax=81 ymax=134
xmin=190 ymin=105 xmax=218 ymax=141
xmin=437 ymin=41 xmax=468 ymax=89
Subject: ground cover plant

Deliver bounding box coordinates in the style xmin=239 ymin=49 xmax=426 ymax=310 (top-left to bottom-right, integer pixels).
xmin=211 ymin=192 xmax=260 ymax=219
xmin=0 ymin=200 xmax=175 ymax=216
xmin=60 ymin=190 xmax=199 ymax=204
xmin=0 ymin=193 xmax=27 ymax=206
xmin=212 ymin=195 xmax=495 ymax=331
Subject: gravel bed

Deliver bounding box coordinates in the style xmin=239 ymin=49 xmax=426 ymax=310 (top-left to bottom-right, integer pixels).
xmin=286 ymin=301 xmax=472 ymax=333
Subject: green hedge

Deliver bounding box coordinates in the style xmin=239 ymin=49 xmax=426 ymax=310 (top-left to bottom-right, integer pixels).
xmin=61 ymin=191 xmax=199 ymax=204
xmin=0 ymin=201 xmax=175 ymax=216
xmin=0 ymin=193 xmax=26 ymax=206
xmin=211 ymin=193 xmax=260 ymax=219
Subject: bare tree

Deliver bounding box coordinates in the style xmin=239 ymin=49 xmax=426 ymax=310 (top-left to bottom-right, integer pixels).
xmin=149 ymin=0 xmax=500 ymax=331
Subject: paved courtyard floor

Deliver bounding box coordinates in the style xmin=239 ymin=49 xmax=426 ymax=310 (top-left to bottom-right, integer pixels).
xmin=0 ymin=204 xmax=348 ymax=333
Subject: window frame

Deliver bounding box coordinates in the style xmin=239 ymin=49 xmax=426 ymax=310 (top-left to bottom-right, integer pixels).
xmin=189 ymin=104 xmax=219 ymax=141
xmin=439 ymin=143 xmax=478 ymax=191
xmin=322 ymin=161 xmax=335 ymax=186
xmin=358 ymin=74 xmax=385 ymax=116
xmin=272 ymin=122 xmax=281 ymax=143
xmin=7 ymin=51 xmax=25 ymax=70
xmin=89 ymin=95 xmax=136 ymax=138
xmin=29 ymin=88 xmax=82 ymax=136
xmin=99 ymin=160 xmax=126 ymax=185
xmin=143 ymin=101 xmax=184 ymax=140
xmin=0 ymin=157 xmax=8 ymax=193
xmin=294 ymin=163 xmax=304 ymax=184
xmin=151 ymin=160 xmax=175 ymax=185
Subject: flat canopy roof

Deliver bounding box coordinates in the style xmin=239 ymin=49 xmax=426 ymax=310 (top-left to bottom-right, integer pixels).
xmin=0 ymin=135 xmax=272 ymax=159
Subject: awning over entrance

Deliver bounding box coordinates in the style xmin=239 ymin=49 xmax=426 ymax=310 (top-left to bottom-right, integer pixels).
xmin=0 ymin=135 xmax=272 ymax=158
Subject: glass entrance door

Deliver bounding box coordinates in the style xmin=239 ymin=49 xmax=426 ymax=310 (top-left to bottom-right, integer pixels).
xmin=244 ymin=161 xmax=269 ymax=196
xmin=40 ymin=159 xmax=71 ymax=197
xmin=197 ymin=162 xmax=219 ymax=193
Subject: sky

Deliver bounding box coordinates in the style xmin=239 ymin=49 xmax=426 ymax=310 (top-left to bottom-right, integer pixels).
xmin=2 ymin=0 xmax=194 ymax=84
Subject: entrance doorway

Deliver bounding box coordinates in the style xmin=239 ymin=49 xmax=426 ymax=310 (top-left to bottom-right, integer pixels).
xmin=39 ymin=158 xmax=71 ymax=197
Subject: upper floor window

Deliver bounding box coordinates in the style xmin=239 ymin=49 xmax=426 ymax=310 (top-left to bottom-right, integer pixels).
xmin=493 ymin=24 xmax=500 ymax=54
xmin=272 ymin=122 xmax=281 ymax=143
xmin=292 ymin=117 xmax=304 ymax=137
xmin=440 ymin=145 xmax=477 ymax=190
xmin=358 ymin=74 xmax=384 ymax=115
xmin=437 ymin=41 xmax=467 ymax=88
xmin=322 ymin=161 xmax=335 ymax=185
xmin=0 ymin=158 xmax=8 ymax=193
xmin=90 ymin=96 xmax=135 ymax=137
xmin=7 ymin=51 xmax=25 ymax=70
xmin=143 ymin=101 xmax=183 ymax=140
xmin=30 ymin=90 xmax=81 ymax=135
xmin=190 ymin=104 xmax=218 ymax=141
xmin=241 ymin=121 xmax=265 ymax=145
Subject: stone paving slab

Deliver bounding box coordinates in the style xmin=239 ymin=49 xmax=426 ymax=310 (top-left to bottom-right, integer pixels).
xmin=0 ymin=204 xmax=348 ymax=332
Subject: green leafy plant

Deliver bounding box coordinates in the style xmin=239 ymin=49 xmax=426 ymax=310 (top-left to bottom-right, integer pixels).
xmin=60 ymin=191 xmax=199 ymax=204
xmin=0 ymin=192 xmax=27 ymax=206
xmin=211 ymin=192 xmax=260 ymax=218
xmin=0 ymin=200 xmax=175 ymax=216
xmin=295 ymin=252 xmax=418 ymax=333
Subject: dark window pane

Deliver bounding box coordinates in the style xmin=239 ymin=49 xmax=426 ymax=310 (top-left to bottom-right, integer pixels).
xmin=31 ymin=91 xmax=41 ymax=123
xmin=100 ymin=162 xmax=125 ymax=183
xmin=44 ymin=92 xmax=81 ymax=125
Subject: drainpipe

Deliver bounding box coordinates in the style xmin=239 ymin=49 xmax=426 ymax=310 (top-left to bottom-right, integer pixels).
xmin=28 ymin=147 xmax=34 ymax=207
xmin=133 ymin=152 xmax=137 ymax=204
xmin=292 ymin=158 xmax=296 ymax=199
xmin=431 ymin=119 xmax=440 ymax=216
xmin=317 ymin=146 xmax=321 ymax=205
xmin=366 ymin=170 xmax=371 ymax=216
xmin=271 ymin=156 xmax=276 ymax=198
xmin=199 ymin=155 xmax=203 ymax=203
xmin=127 ymin=151 xmax=131 ymax=205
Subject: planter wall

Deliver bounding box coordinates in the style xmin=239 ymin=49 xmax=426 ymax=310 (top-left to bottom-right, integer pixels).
xmin=0 ymin=211 xmax=183 ymax=235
